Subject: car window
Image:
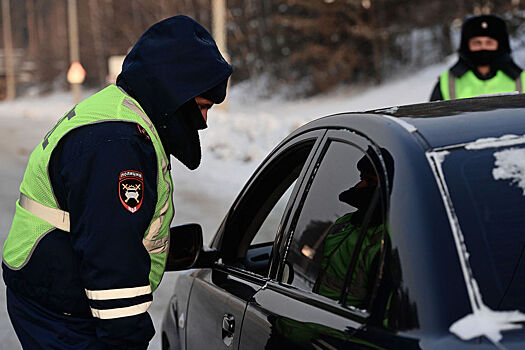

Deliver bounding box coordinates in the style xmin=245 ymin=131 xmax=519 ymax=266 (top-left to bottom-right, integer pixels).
xmin=439 ymin=145 xmax=525 ymax=312
xmin=219 ymin=140 xmax=317 ymax=277
xmin=252 ymin=181 xmax=296 ymax=245
xmin=284 ymin=140 xmax=386 ymax=311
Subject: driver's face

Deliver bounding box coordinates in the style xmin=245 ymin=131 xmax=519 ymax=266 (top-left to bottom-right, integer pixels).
xmin=194 ymin=96 xmax=214 ymax=122
xmin=355 ymin=172 xmax=378 ymax=189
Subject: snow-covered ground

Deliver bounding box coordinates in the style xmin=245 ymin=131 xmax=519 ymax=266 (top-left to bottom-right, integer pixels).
xmin=0 ymin=56 xmax=474 ymax=349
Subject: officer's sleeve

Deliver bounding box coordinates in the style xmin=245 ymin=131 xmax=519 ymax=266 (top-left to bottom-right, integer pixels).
xmin=59 ymin=134 xmax=158 ymax=349
xmin=429 ymin=79 xmax=443 ymax=101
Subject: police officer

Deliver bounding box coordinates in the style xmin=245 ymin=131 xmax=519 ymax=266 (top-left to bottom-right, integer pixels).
xmin=2 ymin=16 xmax=232 ymax=349
xmin=430 ymin=14 xmax=524 ymax=101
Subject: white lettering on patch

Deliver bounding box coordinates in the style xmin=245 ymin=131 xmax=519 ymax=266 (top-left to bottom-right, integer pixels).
xmin=120 ymin=171 xmax=143 ymax=179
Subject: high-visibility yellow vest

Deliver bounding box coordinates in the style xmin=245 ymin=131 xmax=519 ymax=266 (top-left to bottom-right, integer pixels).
xmin=2 ymin=85 xmax=174 ymax=292
xmin=439 ymin=69 xmax=525 ymax=100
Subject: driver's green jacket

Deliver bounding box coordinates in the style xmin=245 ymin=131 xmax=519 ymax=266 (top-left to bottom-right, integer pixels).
xmin=315 ymin=213 xmax=384 ymax=309
xmin=268 ymin=213 xmax=386 ymax=349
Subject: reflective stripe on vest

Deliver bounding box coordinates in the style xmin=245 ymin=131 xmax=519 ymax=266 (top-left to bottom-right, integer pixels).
xmin=85 ymin=285 xmax=152 ymax=300
xmin=19 ymin=193 xmax=70 ymax=232
xmin=90 ymin=301 xmax=152 ymax=320
xmin=440 ymin=69 xmax=525 ymax=100
xmin=121 ymin=95 xmax=173 ymax=255
xmin=2 ymin=85 xmax=174 ymax=292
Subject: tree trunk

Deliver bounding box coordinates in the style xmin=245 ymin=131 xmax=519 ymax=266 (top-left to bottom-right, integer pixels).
xmin=440 ymin=23 xmax=452 ymax=58
xmin=25 ymin=0 xmax=37 ymax=57
xmin=2 ymin=0 xmax=16 ymax=99
xmin=371 ymin=3 xmax=382 ymax=84
xmin=88 ymin=0 xmax=106 ymax=84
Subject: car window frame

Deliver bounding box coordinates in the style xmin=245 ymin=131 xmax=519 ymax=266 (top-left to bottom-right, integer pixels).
xmin=272 ymin=128 xmax=391 ymax=322
xmin=210 ymin=129 xmax=327 ymax=279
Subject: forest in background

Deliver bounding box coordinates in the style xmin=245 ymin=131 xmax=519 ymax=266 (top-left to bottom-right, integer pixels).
xmin=2 ymin=0 xmax=525 ymax=98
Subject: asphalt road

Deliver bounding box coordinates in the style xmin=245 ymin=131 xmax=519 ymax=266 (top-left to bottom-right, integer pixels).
xmin=0 ymin=115 xmax=234 ymax=349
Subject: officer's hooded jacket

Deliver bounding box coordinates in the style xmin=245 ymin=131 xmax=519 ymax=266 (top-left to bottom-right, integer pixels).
xmin=430 ymin=15 xmax=524 ymax=101
xmin=2 ymin=16 xmax=231 ymax=349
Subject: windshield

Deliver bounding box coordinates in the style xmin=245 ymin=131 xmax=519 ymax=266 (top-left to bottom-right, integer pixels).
xmin=441 ymin=143 xmax=525 ymax=312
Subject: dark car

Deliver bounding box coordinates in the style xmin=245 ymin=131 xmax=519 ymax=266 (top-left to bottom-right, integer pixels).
xmin=161 ymin=94 xmax=525 ymax=349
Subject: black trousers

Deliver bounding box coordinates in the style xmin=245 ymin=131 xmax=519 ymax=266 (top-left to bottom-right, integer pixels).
xmin=6 ymin=287 xmax=104 ymax=350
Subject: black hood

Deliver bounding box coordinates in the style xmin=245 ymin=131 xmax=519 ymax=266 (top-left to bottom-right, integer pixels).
xmin=117 ymin=15 xmax=232 ymax=169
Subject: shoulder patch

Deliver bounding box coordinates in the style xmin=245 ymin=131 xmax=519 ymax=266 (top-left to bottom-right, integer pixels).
xmin=119 ymin=170 xmax=144 ymax=213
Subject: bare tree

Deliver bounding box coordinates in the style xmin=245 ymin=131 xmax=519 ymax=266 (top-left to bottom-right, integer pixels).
xmin=88 ymin=0 xmax=106 ymax=85
xmin=2 ymin=0 xmax=524 ymax=98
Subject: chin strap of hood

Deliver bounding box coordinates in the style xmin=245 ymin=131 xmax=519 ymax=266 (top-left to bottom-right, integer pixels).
xmin=156 ymin=99 xmax=207 ymax=170
xmin=116 ymin=15 xmax=232 ymax=170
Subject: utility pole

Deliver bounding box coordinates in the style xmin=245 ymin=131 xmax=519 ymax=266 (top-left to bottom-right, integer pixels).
xmin=67 ymin=0 xmax=82 ymax=103
xmin=2 ymin=0 xmax=15 ymax=100
xmin=212 ymin=0 xmax=229 ymax=110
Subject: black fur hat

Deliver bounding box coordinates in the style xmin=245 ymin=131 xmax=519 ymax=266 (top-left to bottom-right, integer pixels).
xmin=459 ymin=15 xmax=510 ymax=54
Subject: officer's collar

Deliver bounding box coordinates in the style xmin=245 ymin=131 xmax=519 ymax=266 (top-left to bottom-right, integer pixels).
xmin=450 ymin=58 xmax=497 ymax=80
xmin=450 ymin=55 xmax=522 ymax=80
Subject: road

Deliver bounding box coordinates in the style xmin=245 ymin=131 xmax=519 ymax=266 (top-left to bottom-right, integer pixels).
xmin=0 ymin=115 xmax=236 ymax=349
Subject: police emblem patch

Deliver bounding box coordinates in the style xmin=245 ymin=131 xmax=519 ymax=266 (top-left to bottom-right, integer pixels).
xmin=119 ymin=170 xmax=144 ymax=213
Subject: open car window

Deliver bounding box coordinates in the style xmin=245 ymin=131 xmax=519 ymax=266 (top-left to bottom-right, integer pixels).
xmin=252 ymin=181 xmax=296 ymax=246
xmin=218 ymin=137 xmax=319 ymax=277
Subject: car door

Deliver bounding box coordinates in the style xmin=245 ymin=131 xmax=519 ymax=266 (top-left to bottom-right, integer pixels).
xmin=184 ymin=130 xmax=325 ymax=349
xmin=239 ymin=129 xmax=420 ymax=349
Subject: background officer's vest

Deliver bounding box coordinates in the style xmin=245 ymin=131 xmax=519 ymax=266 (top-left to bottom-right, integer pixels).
xmin=439 ymin=69 xmax=525 ymax=100
xmin=2 ymin=85 xmax=174 ymax=292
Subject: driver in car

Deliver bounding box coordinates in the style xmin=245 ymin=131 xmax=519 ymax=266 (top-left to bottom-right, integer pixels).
xmin=313 ymin=152 xmax=386 ymax=309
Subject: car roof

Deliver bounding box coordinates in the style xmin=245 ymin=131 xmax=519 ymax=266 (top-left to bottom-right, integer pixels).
xmin=368 ymin=93 xmax=525 ymax=148
xmin=295 ymin=93 xmax=525 ymax=150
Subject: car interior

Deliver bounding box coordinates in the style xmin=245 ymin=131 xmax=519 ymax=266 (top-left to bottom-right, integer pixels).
xmin=219 ymin=141 xmax=316 ymax=276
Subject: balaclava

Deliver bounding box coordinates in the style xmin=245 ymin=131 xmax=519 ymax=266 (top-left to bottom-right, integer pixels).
xmin=338 ymin=147 xmax=394 ymax=226
xmin=117 ymin=15 xmax=232 ymax=169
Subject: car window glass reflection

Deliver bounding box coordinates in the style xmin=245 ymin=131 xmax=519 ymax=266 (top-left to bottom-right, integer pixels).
xmin=314 ymin=161 xmax=383 ymax=309
xmin=285 ymin=141 xmax=387 ymax=310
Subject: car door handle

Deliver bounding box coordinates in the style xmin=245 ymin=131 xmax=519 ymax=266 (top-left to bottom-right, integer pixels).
xmin=222 ymin=313 xmax=235 ymax=346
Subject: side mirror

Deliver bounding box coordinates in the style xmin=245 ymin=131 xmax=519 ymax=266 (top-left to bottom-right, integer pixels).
xmin=165 ymin=223 xmax=219 ymax=271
